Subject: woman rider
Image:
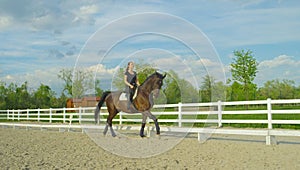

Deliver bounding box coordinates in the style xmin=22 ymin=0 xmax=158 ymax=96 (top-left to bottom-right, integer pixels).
xmin=124 ymin=61 xmax=140 ymax=109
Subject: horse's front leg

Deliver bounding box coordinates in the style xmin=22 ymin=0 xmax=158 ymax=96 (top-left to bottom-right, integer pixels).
xmin=144 ymin=111 xmax=160 ymax=135
xmin=140 ymin=114 xmax=147 ymax=137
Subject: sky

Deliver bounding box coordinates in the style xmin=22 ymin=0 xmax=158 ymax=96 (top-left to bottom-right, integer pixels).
xmin=1 ymin=0 xmax=300 ymax=95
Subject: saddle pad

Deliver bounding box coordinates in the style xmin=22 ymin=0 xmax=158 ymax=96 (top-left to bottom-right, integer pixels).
xmin=119 ymin=93 xmax=127 ymax=101
xmin=119 ymin=88 xmax=138 ymax=101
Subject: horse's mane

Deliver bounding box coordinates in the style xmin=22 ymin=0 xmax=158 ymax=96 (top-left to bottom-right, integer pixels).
xmin=140 ymin=72 xmax=162 ymax=87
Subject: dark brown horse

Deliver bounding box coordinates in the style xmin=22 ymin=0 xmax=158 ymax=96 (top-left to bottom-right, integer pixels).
xmin=94 ymin=72 xmax=166 ymax=137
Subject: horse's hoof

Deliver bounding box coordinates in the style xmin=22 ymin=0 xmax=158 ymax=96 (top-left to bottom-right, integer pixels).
xmin=140 ymin=135 xmax=146 ymax=138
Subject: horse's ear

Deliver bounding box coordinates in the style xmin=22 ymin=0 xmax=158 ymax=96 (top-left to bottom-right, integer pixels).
xmin=163 ymin=73 xmax=166 ymax=79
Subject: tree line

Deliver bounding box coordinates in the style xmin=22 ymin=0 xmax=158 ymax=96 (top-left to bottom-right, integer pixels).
xmin=1 ymin=49 xmax=300 ymax=109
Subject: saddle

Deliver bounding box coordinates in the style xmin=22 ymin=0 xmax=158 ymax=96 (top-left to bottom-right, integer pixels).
xmin=119 ymin=88 xmax=138 ymax=101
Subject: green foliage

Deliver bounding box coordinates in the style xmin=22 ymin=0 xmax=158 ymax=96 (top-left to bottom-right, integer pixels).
xmin=2 ymin=48 xmax=300 ymax=110
xmin=33 ymin=84 xmax=55 ymax=108
xmin=95 ymin=79 xmax=103 ymax=97
xmin=164 ymin=70 xmax=181 ymax=104
xmin=230 ymin=49 xmax=258 ymax=100
xmin=200 ymin=75 xmax=213 ymax=102
xmin=58 ymin=68 xmax=100 ymax=98
xmin=257 ymin=79 xmax=297 ymax=99
xmin=58 ymin=69 xmax=73 ymax=96
xmin=6 ymin=82 xmax=32 ymax=109
xmin=200 ymin=75 xmax=227 ymax=102
xmin=0 ymin=82 xmax=7 ymax=109
xmin=164 ymin=70 xmax=198 ymax=103
xmin=0 ymin=81 xmax=67 ymax=110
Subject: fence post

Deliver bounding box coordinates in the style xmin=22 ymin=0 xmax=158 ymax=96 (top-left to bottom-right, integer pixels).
xmin=79 ymin=107 xmax=82 ymax=124
xmin=12 ymin=110 xmax=15 ymax=121
xmin=267 ymin=98 xmax=272 ymax=129
xmin=119 ymin=112 xmax=122 ymax=125
xmin=18 ymin=109 xmax=20 ymax=121
xmin=37 ymin=108 xmax=40 ymax=122
xmin=63 ymin=107 xmax=66 ymax=123
xmin=266 ymin=98 xmax=276 ymax=145
xmin=49 ymin=108 xmax=52 ymax=123
xmin=178 ymin=102 xmax=182 ymax=127
xmin=7 ymin=110 xmax=9 ymax=120
xmin=27 ymin=109 xmax=29 ymax=121
xmin=218 ymin=101 xmax=222 ymax=128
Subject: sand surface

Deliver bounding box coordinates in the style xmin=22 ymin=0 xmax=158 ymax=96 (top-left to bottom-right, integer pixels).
xmin=1 ymin=127 xmax=300 ymax=170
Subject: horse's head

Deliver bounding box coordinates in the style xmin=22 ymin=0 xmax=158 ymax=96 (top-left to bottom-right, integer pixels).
xmin=140 ymin=71 xmax=166 ymax=98
xmin=151 ymin=72 xmax=166 ymax=98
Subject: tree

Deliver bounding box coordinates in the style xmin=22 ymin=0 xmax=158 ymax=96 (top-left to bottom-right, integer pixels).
xmin=33 ymin=84 xmax=56 ymax=108
xmin=200 ymin=75 xmax=214 ymax=102
xmin=164 ymin=70 xmax=181 ymax=104
xmin=230 ymin=49 xmax=258 ymax=101
xmin=4 ymin=82 xmax=32 ymax=109
xmin=0 ymin=82 xmax=7 ymax=109
xmin=212 ymin=81 xmax=227 ymax=102
xmin=58 ymin=68 xmax=101 ymax=98
xmin=229 ymin=81 xmax=244 ymax=101
xmin=72 ymin=69 xmax=94 ymax=98
xmin=164 ymin=70 xmax=198 ymax=103
xmin=200 ymin=75 xmax=227 ymax=102
xmin=58 ymin=69 xmax=73 ymax=96
xmin=95 ymin=79 xmax=103 ymax=97
xmin=257 ymin=79 xmax=296 ymax=99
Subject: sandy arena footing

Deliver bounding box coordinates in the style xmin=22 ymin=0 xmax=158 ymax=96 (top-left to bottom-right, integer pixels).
xmin=1 ymin=127 xmax=300 ymax=169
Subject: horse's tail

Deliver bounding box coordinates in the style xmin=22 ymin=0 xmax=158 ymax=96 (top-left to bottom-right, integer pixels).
xmin=94 ymin=91 xmax=111 ymax=124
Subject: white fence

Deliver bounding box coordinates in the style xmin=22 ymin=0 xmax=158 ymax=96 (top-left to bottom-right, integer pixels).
xmin=1 ymin=98 xmax=300 ymax=145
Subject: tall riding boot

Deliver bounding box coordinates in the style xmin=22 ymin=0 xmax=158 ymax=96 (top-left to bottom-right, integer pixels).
xmin=127 ymin=101 xmax=131 ymax=110
xmin=127 ymin=93 xmax=131 ymax=110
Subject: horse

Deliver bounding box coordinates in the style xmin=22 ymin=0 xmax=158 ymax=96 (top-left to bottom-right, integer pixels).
xmin=94 ymin=72 xmax=166 ymax=137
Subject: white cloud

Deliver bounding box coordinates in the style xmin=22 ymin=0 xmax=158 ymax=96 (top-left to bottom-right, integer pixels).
xmin=79 ymin=4 xmax=99 ymax=15
xmin=0 ymin=63 xmax=121 ymax=94
xmin=256 ymin=55 xmax=300 ymax=86
xmin=5 ymin=75 xmax=13 ymax=80
xmin=259 ymin=55 xmax=300 ymax=68
xmin=87 ymin=64 xmax=119 ymax=75
xmin=1 ymin=0 xmax=300 ymax=92
xmin=1 ymin=70 xmax=58 ymax=94
xmin=151 ymin=55 xmax=226 ymax=88
xmin=0 ymin=16 xmax=12 ymax=29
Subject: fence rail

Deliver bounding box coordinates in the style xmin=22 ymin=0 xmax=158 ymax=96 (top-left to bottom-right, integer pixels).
xmin=1 ymin=98 xmax=300 ymax=145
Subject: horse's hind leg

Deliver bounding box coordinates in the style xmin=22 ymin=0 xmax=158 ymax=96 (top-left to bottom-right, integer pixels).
xmin=106 ymin=108 xmax=118 ymax=137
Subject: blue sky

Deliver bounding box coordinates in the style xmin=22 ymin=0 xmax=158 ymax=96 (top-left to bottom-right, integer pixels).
xmin=1 ymin=0 xmax=300 ymax=94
